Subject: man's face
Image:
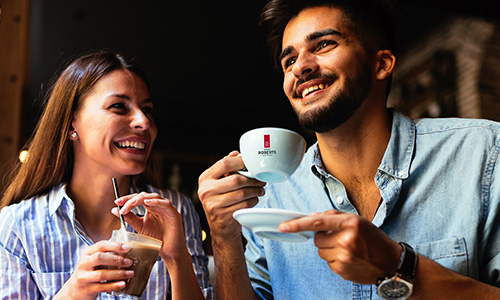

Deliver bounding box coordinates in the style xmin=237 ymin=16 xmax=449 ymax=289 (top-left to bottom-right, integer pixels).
xmin=280 ymin=6 xmax=374 ymax=132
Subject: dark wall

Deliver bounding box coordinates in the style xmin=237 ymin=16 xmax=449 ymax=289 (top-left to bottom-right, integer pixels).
xmin=25 ymin=0 xmax=500 ymax=157
xmin=26 ymin=0 xmax=302 ymax=160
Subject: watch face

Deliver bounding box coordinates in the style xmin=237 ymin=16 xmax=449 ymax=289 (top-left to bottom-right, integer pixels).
xmin=379 ymin=281 xmax=410 ymax=299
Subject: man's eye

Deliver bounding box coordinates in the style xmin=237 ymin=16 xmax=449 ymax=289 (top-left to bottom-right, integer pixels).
xmin=317 ymin=40 xmax=336 ymax=50
xmin=283 ymin=57 xmax=297 ymax=70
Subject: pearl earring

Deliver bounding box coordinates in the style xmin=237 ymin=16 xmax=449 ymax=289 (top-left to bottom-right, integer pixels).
xmin=70 ymin=132 xmax=78 ymax=139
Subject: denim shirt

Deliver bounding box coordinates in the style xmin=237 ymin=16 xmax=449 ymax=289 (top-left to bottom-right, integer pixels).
xmin=243 ymin=109 xmax=500 ymax=299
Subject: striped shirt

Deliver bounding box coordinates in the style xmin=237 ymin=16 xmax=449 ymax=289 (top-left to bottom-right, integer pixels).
xmin=0 ymin=183 xmax=214 ymax=299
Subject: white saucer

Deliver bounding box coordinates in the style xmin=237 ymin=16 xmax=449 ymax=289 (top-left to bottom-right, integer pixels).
xmin=233 ymin=208 xmax=315 ymax=242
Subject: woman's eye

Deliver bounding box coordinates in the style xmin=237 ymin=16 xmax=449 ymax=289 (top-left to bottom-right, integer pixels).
xmin=109 ymin=102 xmax=126 ymax=110
xmin=142 ymin=106 xmax=153 ymax=115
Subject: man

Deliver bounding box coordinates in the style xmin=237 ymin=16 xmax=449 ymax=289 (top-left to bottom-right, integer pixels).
xmin=198 ymin=0 xmax=500 ymax=299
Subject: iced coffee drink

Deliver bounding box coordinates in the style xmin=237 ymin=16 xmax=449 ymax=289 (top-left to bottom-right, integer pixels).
xmin=109 ymin=230 xmax=162 ymax=299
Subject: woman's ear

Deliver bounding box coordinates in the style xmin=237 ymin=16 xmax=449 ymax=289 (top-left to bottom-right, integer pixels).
xmin=374 ymin=49 xmax=396 ymax=81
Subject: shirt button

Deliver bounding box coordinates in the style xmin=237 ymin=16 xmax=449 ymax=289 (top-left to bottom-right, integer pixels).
xmin=336 ymin=196 xmax=343 ymax=204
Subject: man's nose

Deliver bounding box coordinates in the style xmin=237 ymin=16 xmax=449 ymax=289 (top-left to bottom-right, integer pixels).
xmin=291 ymin=53 xmax=319 ymax=78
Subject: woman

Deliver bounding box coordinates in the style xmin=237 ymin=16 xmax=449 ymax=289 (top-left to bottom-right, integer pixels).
xmin=0 ymin=50 xmax=213 ymax=299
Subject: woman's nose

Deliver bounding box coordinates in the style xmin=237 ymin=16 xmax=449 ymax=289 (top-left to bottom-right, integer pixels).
xmin=130 ymin=108 xmax=151 ymax=130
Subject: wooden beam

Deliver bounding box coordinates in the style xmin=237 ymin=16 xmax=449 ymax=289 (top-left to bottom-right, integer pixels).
xmin=0 ymin=0 xmax=30 ymax=194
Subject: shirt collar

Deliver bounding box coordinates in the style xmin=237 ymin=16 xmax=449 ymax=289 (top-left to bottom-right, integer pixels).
xmin=48 ymin=183 xmax=147 ymax=217
xmin=48 ymin=182 xmax=73 ymax=216
xmin=311 ymin=145 xmax=327 ymax=179
xmin=311 ymin=109 xmax=415 ymax=180
xmin=377 ymin=109 xmax=415 ymax=179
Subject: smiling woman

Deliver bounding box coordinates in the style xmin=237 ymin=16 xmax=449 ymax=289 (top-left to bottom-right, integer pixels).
xmin=70 ymin=68 xmax=157 ymax=179
xmin=1 ymin=51 xmax=154 ymax=206
xmin=0 ymin=50 xmax=213 ymax=300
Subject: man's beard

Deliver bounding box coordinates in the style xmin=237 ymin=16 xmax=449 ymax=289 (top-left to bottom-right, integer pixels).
xmin=295 ymin=64 xmax=372 ymax=133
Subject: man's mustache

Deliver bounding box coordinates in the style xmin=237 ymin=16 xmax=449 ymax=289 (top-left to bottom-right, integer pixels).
xmin=293 ymin=73 xmax=338 ymax=98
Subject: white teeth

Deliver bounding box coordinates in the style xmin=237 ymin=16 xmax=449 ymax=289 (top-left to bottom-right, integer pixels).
xmin=117 ymin=141 xmax=145 ymax=150
xmin=301 ymin=83 xmax=330 ymax=98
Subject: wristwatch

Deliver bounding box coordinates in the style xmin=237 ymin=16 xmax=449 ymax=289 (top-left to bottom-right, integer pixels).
xmin=376 ymin=242 xmax=418 ymax=300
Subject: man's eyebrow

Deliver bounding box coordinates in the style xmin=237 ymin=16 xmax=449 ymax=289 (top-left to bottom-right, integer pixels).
xmin=307 ymin=28 xmax=342 ymax=42
xmin=279 ymin=28 xmax=343 ymax=62
xmin=279 ymin=46 xmax=295 ymax=62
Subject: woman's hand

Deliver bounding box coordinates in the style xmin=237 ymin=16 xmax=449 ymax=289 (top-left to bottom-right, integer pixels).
xmin=54 ymin=241 xmax=134 ymax=300
xmin=113 ymin=192 xmax=186 ymax=263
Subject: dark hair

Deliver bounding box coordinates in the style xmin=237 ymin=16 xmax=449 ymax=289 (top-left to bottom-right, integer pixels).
xmin=1 ymin=50 xmax=155 ymax=208
xmin=260 ymin=0 xmax=398 ymax=71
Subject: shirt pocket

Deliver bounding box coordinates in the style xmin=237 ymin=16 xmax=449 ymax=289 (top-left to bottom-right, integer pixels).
xmin=31 ymin=271 xmax=71 ymax=299
xmin=414 ymin=237 xmax=469 ymax=276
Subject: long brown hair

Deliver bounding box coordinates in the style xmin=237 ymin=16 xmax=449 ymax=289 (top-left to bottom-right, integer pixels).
xmin=1 ymin=50 xmax=154 ymax=209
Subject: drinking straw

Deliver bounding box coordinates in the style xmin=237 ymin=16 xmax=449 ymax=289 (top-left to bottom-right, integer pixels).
xmin=112 ymin=177 xmax=127 ymax=230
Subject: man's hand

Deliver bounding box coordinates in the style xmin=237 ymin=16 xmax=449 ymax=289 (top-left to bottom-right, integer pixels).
xmin=198 ymin=151 xmax=265 ymax=300
xmin=279 ymin=209 xmax=402 ymax=284
xmin=198 ymin=151 xmax=266 ymax=242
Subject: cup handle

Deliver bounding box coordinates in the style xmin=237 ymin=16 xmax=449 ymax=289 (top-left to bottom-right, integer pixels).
xmin=236 ymin=153 xmax=255 ymax=179
xmin=237 ymin=169 xmax=255 ymax=179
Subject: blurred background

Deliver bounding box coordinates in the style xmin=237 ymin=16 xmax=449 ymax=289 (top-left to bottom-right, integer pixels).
xmin=1 ymin=0 xmax=500 ymax=255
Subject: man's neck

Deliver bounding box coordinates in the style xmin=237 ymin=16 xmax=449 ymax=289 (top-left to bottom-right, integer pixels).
xmin=316 ymin=107 xmax=392 ymax=219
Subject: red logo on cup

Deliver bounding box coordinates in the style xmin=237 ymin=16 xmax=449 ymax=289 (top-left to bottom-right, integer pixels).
xmin=264 ymin=134 xmax=270 ymax=148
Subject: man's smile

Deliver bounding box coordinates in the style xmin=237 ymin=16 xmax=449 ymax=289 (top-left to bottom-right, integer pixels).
xmin=294 ymin=77 xmax=336 ymax=100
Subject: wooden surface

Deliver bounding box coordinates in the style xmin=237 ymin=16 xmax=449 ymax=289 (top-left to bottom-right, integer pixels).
xmin=0 ymin=0 xmax=30 ymax=194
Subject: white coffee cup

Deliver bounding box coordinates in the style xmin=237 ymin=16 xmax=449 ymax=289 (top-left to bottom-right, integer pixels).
xmin=238 ymin=127 xmax=306 ymax=182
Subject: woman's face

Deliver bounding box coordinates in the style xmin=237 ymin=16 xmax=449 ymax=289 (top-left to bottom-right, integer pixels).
xmin=71 ymin=69 xmax=157 ymax=178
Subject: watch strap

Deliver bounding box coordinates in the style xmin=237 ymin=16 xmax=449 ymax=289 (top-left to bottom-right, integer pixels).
xmin=396 ymin=242 xmax=417 ymax=282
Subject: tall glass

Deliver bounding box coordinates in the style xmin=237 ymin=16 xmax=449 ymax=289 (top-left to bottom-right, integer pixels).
xmin=109 ymin=230 xmax=162 ymax=299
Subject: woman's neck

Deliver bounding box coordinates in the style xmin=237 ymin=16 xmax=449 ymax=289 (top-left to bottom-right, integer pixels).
xmin=67 ymin=174 xmax=131 ymax=242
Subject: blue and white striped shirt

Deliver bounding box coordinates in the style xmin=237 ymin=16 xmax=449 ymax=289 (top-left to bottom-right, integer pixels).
xmin=0 ymin=183 xmax=214 ymax=299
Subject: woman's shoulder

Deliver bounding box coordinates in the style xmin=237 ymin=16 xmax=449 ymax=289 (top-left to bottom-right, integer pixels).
xmin=1 ymin=194 xmax=47 ymax=221
xmin=0 ymin=195 xmax=49 ymax=242
xmin=0 ymin=184 xmax=67 ymax=230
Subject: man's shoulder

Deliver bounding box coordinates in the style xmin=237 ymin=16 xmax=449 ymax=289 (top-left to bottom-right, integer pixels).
xmin=413 ymin=117 xmax=500 ymax=136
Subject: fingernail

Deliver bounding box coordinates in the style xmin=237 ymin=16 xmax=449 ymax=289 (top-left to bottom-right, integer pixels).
xmin=124 ymin=258 xmax=133 ymax=265
xmin=125 ymin=270 xmax=134 ymax=277
xmin=121 ymin=244 xmax=131 ymax=251
xmin=279 ymin=224 xmax=290 ymax=232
